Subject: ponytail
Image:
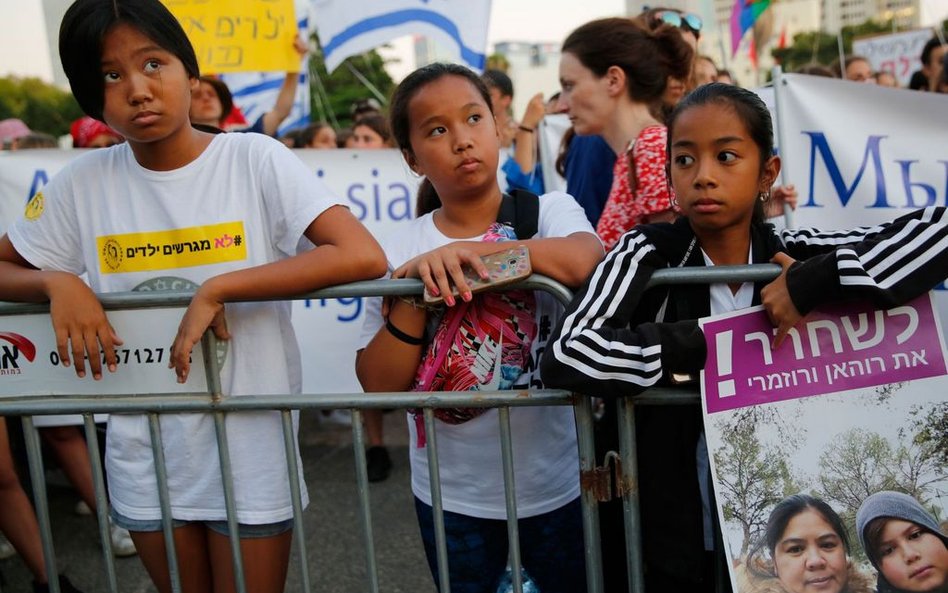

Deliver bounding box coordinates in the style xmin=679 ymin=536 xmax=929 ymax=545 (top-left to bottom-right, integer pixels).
xmin=416 ymin=178 xmax=442 ymax=217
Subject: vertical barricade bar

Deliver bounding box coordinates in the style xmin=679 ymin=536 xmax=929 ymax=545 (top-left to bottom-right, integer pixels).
xmin=616 ymin=398 xmax=644 ymax=593
xmin=148 ymin=413 xmax=183 ymax=593
xmin=498 ymin=407 xmax=523 ymax=593
xmin=213 ymin=412 xmax=247 ymax=593
xmin=281 ymin=410 xmax=313 ymax=593
xmin=424 ymin=408 xmax=451 ymax=593
xmin=21 ymin=416 xmax=60 ymax=593
xmin=350 ymin=408 xmax=380 ymax=593
xmin=203 ymin=330 xmax=247 ymax=593
xmin=83 ymin=414 xmax=119 ymax=592
xmin=574 ymin=396 xmax=604 ymax=593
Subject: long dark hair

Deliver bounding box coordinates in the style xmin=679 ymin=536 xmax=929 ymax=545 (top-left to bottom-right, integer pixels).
xmin=388 ymin=63 xmax=494 ymax=217
xmin=666 ymin=83 xmax=775 ymax=224
xmin=747 ymin=495 xmax=851 ymax=577
xmin=60 ymin=0 xmax=200 ymax=121
xmin=561 ymin=18 xmax=693 ymax=105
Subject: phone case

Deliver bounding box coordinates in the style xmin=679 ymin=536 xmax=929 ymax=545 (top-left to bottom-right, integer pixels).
xmin=423 ymin=246 xmax=532 ymax=304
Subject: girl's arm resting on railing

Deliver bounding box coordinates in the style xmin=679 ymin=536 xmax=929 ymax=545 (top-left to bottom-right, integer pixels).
xmin=390 ymin=231 xmax=602 ymax=308
xmin=0 ymin=235 xmax=121 ymax=380
xmin=355 ymin=299 xmax=427 ymax=393
xmin=540 ymin=232 xmax=704 ymax=399
xmin=171 ymin=205 xmax=387 ymax=383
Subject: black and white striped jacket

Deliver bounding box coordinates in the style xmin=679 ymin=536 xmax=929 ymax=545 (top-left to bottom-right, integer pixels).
xmin=541 ymin=207 xmax=948 ymax=399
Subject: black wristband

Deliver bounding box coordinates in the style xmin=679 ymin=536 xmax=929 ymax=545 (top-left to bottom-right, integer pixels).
xmin=385 ymin=317 xmax=424 ymax=346
xmin=518 ymin=125 xmax=535 ymax=133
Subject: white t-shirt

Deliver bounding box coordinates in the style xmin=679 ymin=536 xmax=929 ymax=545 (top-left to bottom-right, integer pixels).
xmin=358 ymin=190 xmax=595 ymax=519
xmin=8 ymin=134 xmax=342 ymax=523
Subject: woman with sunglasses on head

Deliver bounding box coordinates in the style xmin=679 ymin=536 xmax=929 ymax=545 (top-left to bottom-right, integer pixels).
xmin=638 ymin=7 xmax=704 ymax=109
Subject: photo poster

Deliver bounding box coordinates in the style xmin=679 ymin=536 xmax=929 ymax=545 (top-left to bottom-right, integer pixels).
xmin=700 ymin=293 xmax=948 ymax=592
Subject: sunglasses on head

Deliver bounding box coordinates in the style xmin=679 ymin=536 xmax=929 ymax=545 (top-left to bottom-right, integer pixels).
xmin=656 ymin=10 xmax=703 ymax=37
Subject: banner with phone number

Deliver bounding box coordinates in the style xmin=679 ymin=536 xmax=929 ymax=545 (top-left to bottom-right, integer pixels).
xmin=0 ymin=308 xmax=208 ymax=397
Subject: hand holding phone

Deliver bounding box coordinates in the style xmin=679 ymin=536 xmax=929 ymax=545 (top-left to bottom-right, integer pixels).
xmin=423 ymin=246 xmax=531 ymax=304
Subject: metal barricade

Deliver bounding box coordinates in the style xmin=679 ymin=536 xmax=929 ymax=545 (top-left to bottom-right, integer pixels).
xmin=0 ymin=276 xmax=602 ymax=593
xmin=0 ymin=265 xmax=782 ymax=593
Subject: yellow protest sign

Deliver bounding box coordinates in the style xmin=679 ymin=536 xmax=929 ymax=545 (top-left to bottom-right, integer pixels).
xmin=162 ymin=0 xmax=298 ymax=74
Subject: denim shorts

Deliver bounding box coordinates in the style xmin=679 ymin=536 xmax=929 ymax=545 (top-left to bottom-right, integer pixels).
xmin=110 ymin=509 xmax=294 ymax=539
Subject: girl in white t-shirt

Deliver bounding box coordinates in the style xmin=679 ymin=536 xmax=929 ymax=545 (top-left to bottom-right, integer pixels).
xmin=355 ymin=63 xmax=603 ymax=593
xmin=0 ymin=1 xmax=386 ymax=592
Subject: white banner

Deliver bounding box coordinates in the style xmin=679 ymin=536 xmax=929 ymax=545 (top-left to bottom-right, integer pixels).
xmin=0 ymin=308 xmax=207 ymax=397
xmin=774 ymin=73 xmax=948 ymax=322
xmin=311 ymin=0 xmax=492 ymax=72
xmin=0 ymin=148 xmax=419 ymax=396
xmin=853 ymin=29 xmax=934 ymax=87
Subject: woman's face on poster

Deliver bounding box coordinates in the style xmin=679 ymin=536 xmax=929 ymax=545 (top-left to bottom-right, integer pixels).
xmin=876 ymin=519 xmax=948 ymax=593
xmin=774 ymin=509 xmax=849 ymax=593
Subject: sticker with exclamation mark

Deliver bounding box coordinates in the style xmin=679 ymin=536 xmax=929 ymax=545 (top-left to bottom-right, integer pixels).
xmin=716 ymin=330 xmax=736 ymax=397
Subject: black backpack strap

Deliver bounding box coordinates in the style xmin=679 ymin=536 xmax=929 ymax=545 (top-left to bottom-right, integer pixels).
xmin=497 ymin=189 xmax=540 ymax=240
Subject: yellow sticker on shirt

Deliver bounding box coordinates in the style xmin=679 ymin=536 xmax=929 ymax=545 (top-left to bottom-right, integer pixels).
xmin=96 ymin=222 xmax=247 ymax=274
xmin=24 ymin=192 xmax=44 ymax=221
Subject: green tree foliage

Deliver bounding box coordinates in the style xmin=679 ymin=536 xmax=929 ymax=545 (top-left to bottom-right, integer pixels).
xmin=714 ymin=421 xmax=796 ymax=557
xmin=772 ymin=18 xmax=948 ymax=74
xmin=817 ymin=427 xmax=948 ymax=561
xmin=0 ymin=76 xmax=83 ymax=138
xmin=307 ymin=36 xmax=395 ymax=129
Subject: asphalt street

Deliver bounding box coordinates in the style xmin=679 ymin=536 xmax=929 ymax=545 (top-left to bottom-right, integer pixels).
xmin=0 ymin=410 xmax=436 ymax=593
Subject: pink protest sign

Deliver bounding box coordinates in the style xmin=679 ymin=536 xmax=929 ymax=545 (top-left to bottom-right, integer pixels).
xmin=700 ymin=293 xmax=947 ymax=414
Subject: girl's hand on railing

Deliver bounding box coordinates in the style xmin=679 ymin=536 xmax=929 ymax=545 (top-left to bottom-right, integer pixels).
xmin=170 ymin=285 xmax=230 ymax=383
xmin=761 ymin=252 xmax=802 ymax=350
xmin=393 ymin=242 xmax=489 ymax=308
xmin=48 ymin=273 xmax=122 ymax=380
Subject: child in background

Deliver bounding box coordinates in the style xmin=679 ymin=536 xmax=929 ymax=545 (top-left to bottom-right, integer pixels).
xmin=858 ymin=491 xmax=948 ymax=593
xmin=541 ymin=83 xmax=948 ymax=592
xmin=355 ymin=63 xmax=602 ymax=593
xmin=0 ymin=1 xmax=386 ymax=592
xmin=70 ymin=116 xmax=123 ymax=148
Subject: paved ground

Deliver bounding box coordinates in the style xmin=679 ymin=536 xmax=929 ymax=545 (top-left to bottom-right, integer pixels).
xmin=0 ymin=410 xmax=437 ymax=593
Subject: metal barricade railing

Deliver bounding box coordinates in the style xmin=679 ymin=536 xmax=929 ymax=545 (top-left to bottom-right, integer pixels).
xmin=0 ymin=265 xmax=782 ymax=593
xmin=0 ymin=275 xmax=602 ymax=593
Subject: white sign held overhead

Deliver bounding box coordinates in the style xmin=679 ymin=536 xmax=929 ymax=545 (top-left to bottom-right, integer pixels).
xmin=311 ymin=0 xmax=492 ymax=72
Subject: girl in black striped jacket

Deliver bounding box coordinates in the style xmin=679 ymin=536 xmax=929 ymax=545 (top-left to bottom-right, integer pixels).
xmin=540 ymin=83 xmax=948 ymax=592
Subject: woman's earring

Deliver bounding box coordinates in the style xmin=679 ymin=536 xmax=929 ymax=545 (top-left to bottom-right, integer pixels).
xmin=759 ymin=191 xmax=770 ymax=202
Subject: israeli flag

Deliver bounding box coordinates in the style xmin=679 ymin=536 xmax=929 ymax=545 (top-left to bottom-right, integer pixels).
xmin=312 ymin=0 xmax=492 ymax=72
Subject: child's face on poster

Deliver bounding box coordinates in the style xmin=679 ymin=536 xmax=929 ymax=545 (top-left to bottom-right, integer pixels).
xmin=876 ymin=520 xmax=948 ymax=593
xmin=773 ymin=510 xmax=849 ymax=593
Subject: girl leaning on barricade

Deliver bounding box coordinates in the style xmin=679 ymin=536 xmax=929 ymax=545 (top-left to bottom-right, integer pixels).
xmin=354 ymin=62 xmax=603 ymax=593
xmin=540 ymin=83 xmax=948 ymax=592
xmin=0 ymin=1 xmax=386 ymax=592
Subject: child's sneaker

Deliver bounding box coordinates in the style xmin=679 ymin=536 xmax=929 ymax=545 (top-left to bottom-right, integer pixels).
xmin=109 ymin=523 xmax=137 ymax=557
xmin=0 ymin=532 xmax=15 ymax=559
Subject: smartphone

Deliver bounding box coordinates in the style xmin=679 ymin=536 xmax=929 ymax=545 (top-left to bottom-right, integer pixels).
xmin=423 ymin=246 xmax=532 ymax=304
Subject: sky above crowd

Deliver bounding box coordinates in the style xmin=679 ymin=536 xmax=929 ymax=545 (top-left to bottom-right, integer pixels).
xmin=0 ymin=0 xmax=627 ymax=83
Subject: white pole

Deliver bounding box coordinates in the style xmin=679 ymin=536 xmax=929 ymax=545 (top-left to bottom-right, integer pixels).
xmin=771 ymin=65 xmax=795 ymax=229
